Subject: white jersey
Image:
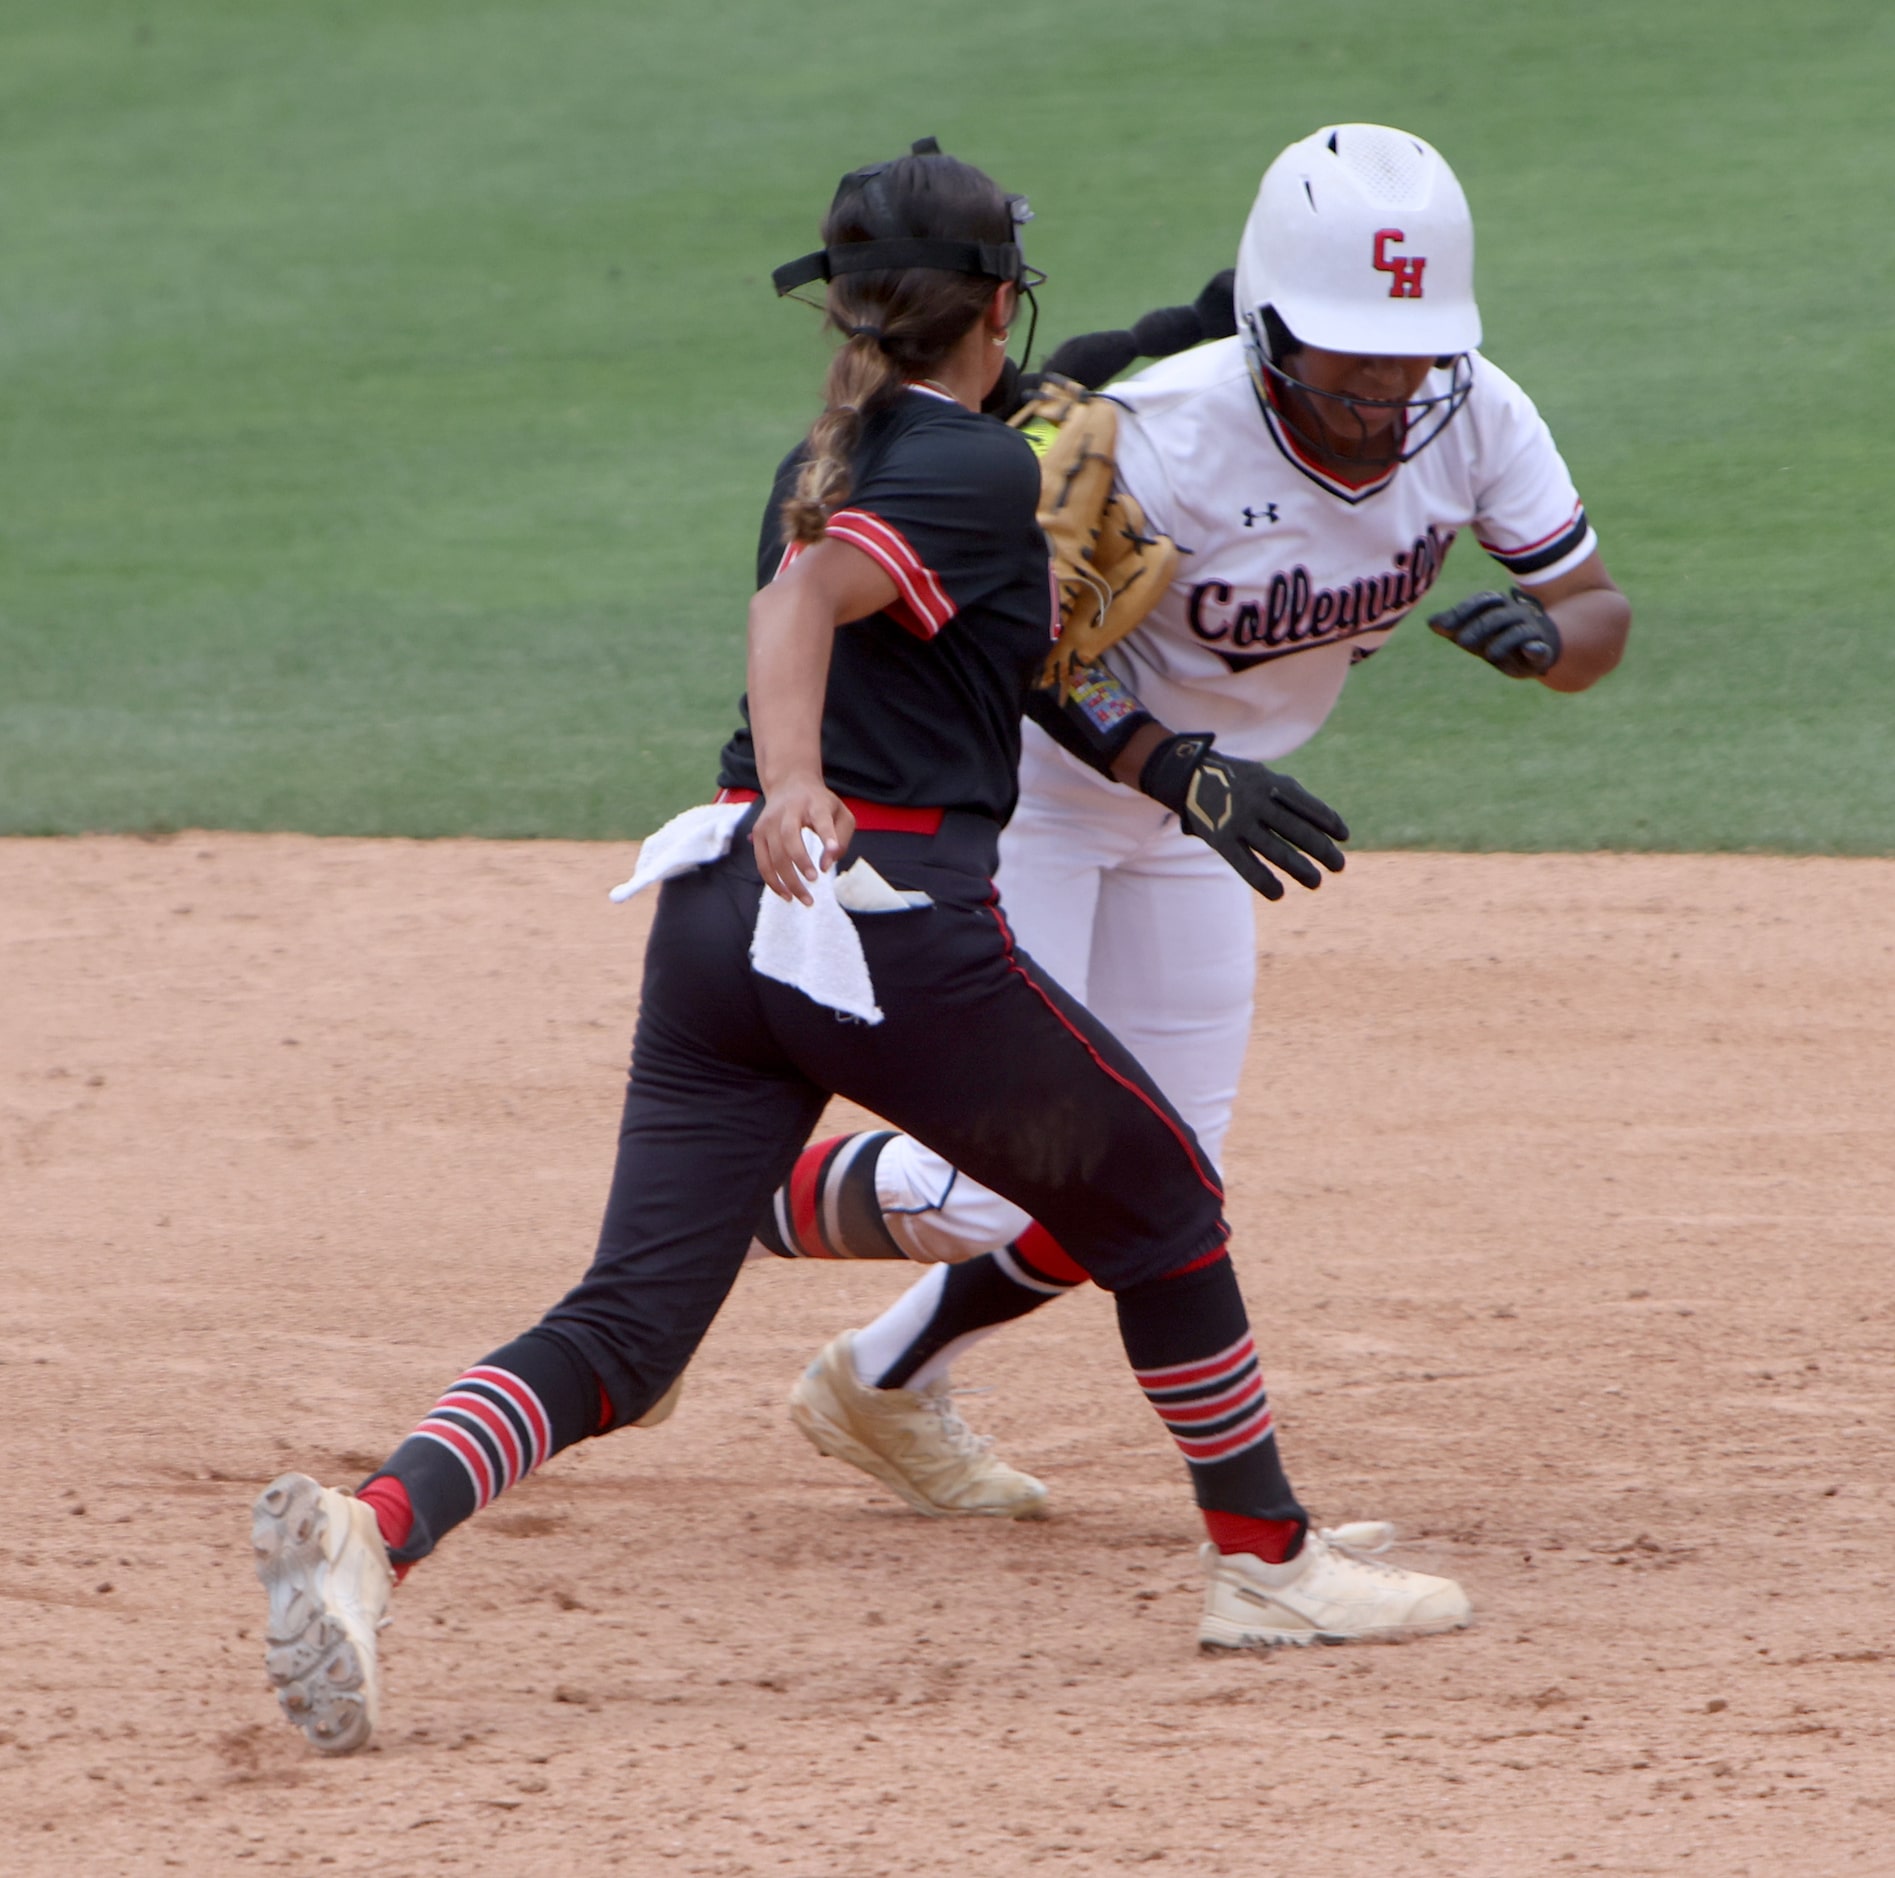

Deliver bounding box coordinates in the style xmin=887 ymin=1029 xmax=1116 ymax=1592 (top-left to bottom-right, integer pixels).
xmin=1098 ymin=338 xmax=1597 ymax=762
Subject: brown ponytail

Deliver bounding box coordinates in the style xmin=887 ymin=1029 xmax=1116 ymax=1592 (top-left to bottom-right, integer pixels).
xmin=781 ymin=152 xmax=1016 ymax=546
xmin=781 ymin=333 xmax=904 ymax=544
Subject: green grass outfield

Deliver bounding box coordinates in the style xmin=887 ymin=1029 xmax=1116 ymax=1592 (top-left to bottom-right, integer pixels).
xmin=2 ymin=0 xmax=1889 ymax=848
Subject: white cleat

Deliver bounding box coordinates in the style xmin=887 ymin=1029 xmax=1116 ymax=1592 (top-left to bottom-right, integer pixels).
xmin=251 ymin=1473 xmax=394 ymax=1754
xmin=789 ymin=1332 xmax=1049 ymax=1520
xmin=1198 ymin=1523 xmax=1472 ymax=1651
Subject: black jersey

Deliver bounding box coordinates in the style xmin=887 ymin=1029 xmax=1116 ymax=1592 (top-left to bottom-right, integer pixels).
xmin=717 ymin=388 xmax=1054 ymax=825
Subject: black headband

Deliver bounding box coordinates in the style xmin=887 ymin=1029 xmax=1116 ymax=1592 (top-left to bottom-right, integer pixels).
xmin=772 ymin=238 xmax=1032 ymax=297
xmin=772 ymin=136 xmax=1040 ymax=298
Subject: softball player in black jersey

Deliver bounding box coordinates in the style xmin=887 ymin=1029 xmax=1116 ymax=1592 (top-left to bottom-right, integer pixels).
xmin=249 ymin=142 xmax=1468 ymax=1757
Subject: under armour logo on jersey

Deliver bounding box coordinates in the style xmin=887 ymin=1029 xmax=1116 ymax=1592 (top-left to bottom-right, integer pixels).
xmin=1242 ymin=505 xmax=1280 ymax=528
xmin=1373 ymin=228 xmax=1426 ymax=299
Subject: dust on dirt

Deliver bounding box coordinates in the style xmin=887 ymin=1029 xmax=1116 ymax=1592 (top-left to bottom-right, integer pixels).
xmin=3 ymin=836 xmax=1891 ymax=1875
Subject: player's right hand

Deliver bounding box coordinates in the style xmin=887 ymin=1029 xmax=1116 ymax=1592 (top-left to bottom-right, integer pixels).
xmin=1137 ymin=733 xmax=1348 ymax=901
xmin=1428 ymin=587 xmax=1562 ymax=679
xmin=751 ymin=780 xmax=856 ymax=905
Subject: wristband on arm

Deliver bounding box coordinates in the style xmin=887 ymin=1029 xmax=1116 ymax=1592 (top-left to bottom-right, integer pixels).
xmin=1022 ymin=663 xmax=1154 ymax=778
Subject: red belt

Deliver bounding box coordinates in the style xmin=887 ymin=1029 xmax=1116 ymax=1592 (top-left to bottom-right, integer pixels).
xmin=714 ymin=787 xmax=944 ymax=835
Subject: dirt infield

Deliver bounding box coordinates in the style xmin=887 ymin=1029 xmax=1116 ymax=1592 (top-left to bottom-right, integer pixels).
xmin=3 ymin=835 xmax=1891 ymax=1876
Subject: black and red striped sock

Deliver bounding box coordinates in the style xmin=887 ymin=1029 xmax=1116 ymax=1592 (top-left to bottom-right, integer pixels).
xmin=754 ymin=1133 xmax=908 ymax=1260
xmin=1114 ymin=1255 xmax=1306 ymax=1564
xmin=357 ymin=1328 xmax=601 ymax=1565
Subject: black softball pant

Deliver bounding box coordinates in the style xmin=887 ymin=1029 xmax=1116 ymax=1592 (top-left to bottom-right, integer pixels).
xmin=541 ymin=812 xmax=1231 ymax=1430
xmin=370 ymin=810 xmax=1304 ymax=1562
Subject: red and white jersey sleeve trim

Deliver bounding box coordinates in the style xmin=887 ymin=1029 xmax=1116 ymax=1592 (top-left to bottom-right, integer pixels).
xmin=770 ymin=514 xmax=957 ymax=640
xmin=824 ymin=508 xmax=958 ymax=639
xmin=1476 ymin=500 xmax=1597 ymax=584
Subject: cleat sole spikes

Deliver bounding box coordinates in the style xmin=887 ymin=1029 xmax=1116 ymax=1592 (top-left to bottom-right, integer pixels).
xmin=251 ymin=1473 xmax=392 ymax=1756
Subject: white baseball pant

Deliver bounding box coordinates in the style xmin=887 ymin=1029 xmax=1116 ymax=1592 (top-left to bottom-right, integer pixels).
xmin=875 ymin=720 xmax=1257 ymax=1264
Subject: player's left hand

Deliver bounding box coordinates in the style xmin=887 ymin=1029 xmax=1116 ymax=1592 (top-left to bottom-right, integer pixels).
xmin=1138 ymin=733 xmax=1348 ymax=901
xmin=1428 ymin=587 xmax=1563 ymax=679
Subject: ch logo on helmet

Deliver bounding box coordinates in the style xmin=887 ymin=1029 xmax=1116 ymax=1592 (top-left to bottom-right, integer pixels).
xmin=1372 ymin=228 xmax=1426 ymax=299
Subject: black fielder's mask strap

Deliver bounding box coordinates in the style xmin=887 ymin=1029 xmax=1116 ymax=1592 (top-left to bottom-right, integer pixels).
xmin=772 ymin=239 xmax=1041 ymax=297
xmin=773 ymin=135 xmax=1045 ymax=304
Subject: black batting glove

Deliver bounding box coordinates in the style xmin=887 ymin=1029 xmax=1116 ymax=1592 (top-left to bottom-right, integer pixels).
xmin=1033 ymin=267 xmax=1241 ymax=399
xmin=1037 ymin=328 xmax=1141 ymax=391
xmin=1428 ymin=586 xmax=1562 ymax=679
xmin=1138 ymin=733 xmax=1348 ymax=901
xmin=1193 ymin=267 xmax=1238 ymax=340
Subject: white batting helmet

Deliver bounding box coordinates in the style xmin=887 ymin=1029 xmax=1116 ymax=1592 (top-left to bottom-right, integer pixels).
xmin=1234 ymin=125 xmax=1481 ymax=358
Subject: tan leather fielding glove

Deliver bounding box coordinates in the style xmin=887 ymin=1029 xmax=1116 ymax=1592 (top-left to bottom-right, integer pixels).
xmin=1011 ymin=375 xmax=1180 ymax=697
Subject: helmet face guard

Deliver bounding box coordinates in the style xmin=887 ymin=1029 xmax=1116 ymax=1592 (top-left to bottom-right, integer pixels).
xmin=1243 ymin=308 xmax=1473 ymax=474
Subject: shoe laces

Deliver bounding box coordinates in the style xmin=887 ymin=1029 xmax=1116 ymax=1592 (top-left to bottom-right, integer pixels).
xmin=916 ymin=1382 xmax=997 ymax=1458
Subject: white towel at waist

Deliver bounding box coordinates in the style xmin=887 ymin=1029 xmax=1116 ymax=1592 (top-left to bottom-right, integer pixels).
xmin=608 ymin=801 xmax=750 ymax=902
xmin=751 ymin=830 xmax=883 ymax=1023
xmin=610 ymin=809 xmax=931 ymax=1026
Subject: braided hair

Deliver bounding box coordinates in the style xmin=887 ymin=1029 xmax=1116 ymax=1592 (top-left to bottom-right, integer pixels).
xmin=782 ymin=153 xmax=1016 ymax=546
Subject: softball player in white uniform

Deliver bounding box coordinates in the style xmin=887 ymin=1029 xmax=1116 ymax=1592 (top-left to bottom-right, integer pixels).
xmin=762 ymin=125 xmax=1633 ymax=1518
